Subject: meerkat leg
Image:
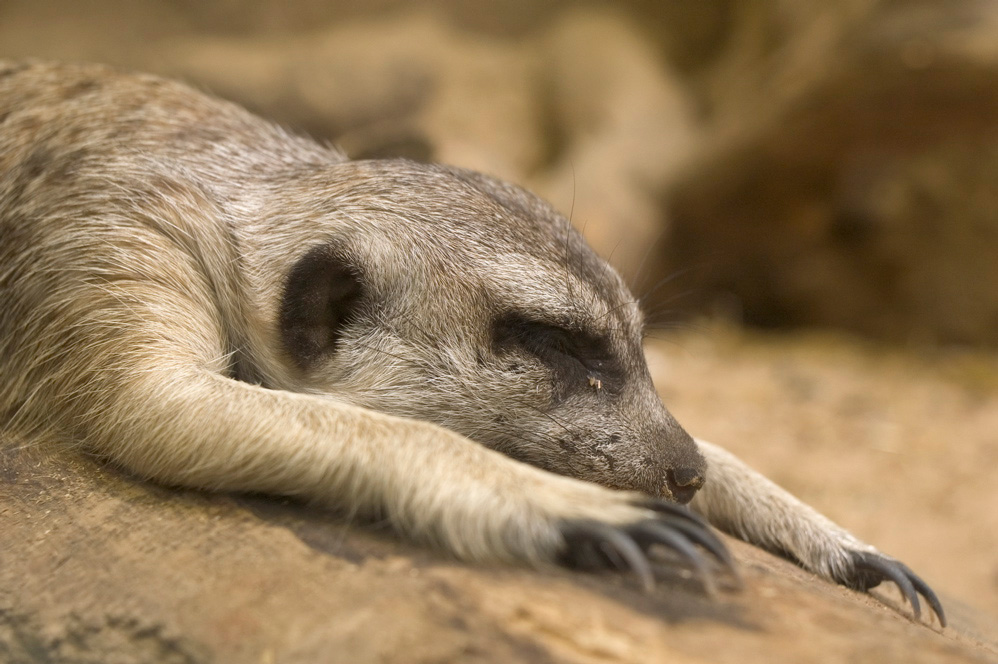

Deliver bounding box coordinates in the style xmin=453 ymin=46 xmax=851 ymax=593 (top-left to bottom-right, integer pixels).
xmin=42 ymin=280 xmax=729 ymax=587
xmin=690 ymin=439 xmax=945 ymax=625
xmin=92 ymin=365 xmax=733 ymax=584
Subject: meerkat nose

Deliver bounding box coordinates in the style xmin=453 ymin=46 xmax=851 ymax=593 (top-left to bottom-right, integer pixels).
xmin=665 ymin=467 xmax=705 ymax=504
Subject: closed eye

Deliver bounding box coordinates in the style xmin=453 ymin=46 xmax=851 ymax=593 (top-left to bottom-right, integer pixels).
xmin=492 ymin=314 xmax=613 ymax=382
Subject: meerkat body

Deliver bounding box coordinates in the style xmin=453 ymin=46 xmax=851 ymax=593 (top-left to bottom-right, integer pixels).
xmin=0 ymin=61 xmax=942 ymax=624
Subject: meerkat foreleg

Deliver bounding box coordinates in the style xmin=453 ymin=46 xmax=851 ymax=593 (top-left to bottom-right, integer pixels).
xmin=690 ymin=439 xmax=945 ymax=625
xmin=99 ymin=367 xmax=735 ymax=584
xmin=51 ymin=286 xmax=728 ymax=587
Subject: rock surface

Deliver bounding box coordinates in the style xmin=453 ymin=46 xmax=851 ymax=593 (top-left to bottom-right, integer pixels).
xmin=0 ymin=446 xmax=986 ymax=664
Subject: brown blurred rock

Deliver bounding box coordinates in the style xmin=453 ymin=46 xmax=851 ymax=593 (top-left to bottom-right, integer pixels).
xmin=647 ymin=324 xmax=998 ymax=621
xmin=153 ymin=11 xmax=544 ymax=182
xmin=662 ymin=0 xmax=998 ymax=345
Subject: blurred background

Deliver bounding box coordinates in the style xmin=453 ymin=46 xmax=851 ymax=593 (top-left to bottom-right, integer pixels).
xmin=5 ymin=0 xmax=998 ymax=346
xmin=2 ymin=0 xmax=996 ymax=624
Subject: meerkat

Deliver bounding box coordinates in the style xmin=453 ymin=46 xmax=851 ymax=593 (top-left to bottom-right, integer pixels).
xmin=0 ymin=60 xmax=944 ymax=625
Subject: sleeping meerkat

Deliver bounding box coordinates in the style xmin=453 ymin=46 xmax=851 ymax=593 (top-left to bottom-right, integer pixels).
xmin=0 ymin=61 xmax=944 ymax=625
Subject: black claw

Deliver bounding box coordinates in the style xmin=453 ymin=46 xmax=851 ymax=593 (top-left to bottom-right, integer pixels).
xmin=663 ymin=517 xmax=736 ymax=573
xmin=856 ymin=554 xmax=922 ymax=619
xmin=630 ymin=521 xmax=716 ymax=596
xmin=846 ymin=551 xmax=947 ymax=627
xmin=908 ymin=571 xmax=947 ymax=629
xmin=558 ymin=505 xmax=735 ymax=595
xmin=633 ymin=498 xmax=735 ymax=574
xmin=562 ymin=521 xmax=655 ymax=592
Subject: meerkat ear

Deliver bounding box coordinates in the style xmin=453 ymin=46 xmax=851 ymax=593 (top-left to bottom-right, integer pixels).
xmin=279 ymin=243 xmax=364 ymax=370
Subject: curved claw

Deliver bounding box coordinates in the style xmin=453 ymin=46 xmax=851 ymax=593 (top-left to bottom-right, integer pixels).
xmin=634 ymin=498 xmax=736 ymax=574
xmin=908 ymin=570 xmax=947 ymax=629
xmin=666 ymin=519 xmax=741 ymax=583
xmin=847 ymin=551 xmax=947 ymax=627
xmin=630 ymin=521 xmax=716 ymax=596
xmin=558 ymin=507 xmax=734 ymax=595
xmin=561 ymin=521 xmax=655 ymax=591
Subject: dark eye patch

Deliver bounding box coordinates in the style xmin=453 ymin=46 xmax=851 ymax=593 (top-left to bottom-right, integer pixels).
xmin=492 ymin=313 xmax=622 ymax=398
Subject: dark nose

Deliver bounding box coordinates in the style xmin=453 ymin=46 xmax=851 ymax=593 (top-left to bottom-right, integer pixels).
xmin=665 ymin=467 xmax=705 ymax=504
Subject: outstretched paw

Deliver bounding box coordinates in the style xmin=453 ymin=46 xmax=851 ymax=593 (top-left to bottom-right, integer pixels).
xmin=557 ymin=498 xmax=736 ymax=595
xmin=840 ymin=551 xmax=946 ymax=627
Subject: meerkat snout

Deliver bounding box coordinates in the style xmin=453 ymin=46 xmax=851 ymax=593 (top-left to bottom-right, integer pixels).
xmin=665 ymin=466 xmax=705 ymax=504
xmin=654 ymin=420 xmax=707 ymax=503
xmin=665 ymin=467 xmax=705 ymax=504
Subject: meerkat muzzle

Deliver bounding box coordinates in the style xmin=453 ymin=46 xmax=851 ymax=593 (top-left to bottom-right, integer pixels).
xmin=664 ymin=466 xmax=705 ymax=504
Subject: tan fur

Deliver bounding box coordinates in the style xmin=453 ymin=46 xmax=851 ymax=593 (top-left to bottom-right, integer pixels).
xmin=0 ymin=61 xmax=943 ymax=623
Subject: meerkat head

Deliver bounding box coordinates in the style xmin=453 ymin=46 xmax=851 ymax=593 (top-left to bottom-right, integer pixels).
xmin=271 ymin=159 xmax=706 ymax=503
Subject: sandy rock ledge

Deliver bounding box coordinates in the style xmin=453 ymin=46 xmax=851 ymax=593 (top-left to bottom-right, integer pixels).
xmin=1 ymin=437 xmax=992 ymax=664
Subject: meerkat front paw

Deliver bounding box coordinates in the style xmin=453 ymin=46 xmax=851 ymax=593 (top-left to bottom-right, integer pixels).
xmin=555 ymin=497 xmax=735 ymax=594
xmin=835 ymin=550 xmax=946 ymax=626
